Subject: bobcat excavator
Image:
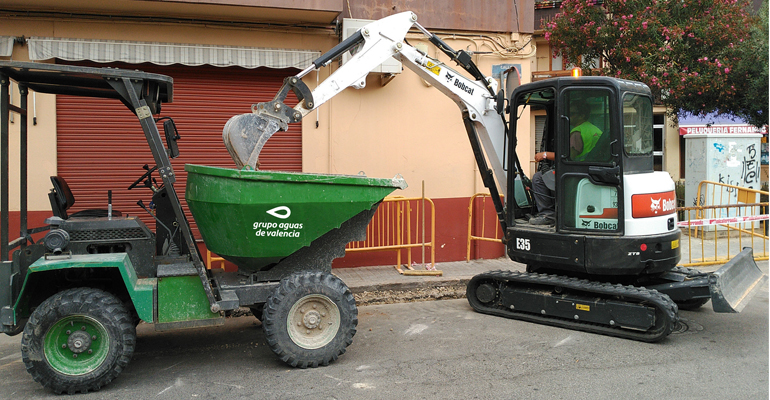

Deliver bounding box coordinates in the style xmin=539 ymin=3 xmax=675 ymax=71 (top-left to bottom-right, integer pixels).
xmin=228 ymin=11 xmax=766 ymax=342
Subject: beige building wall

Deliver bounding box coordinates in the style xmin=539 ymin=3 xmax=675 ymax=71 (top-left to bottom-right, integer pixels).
xmin=2 ymin=35 xmax=56 ymax=212
xmin=654 ymin=105 xmax=683 ymax=181
xmin=1 ymin=16 xmax=535 ymax=210
xmin=304 ymin=35 xmax=534 ymax=199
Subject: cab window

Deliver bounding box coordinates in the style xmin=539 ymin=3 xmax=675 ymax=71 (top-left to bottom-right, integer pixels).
xmin=622 ymin=94 xmax=653 ymax=156
xmin=565 ymin=90 xmax=611 ymax=163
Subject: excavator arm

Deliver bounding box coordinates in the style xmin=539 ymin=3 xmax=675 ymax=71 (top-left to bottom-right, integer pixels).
xmin=223 ymin=11 xmax=511 ymax=231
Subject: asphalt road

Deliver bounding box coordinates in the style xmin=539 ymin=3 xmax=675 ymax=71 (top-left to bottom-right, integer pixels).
xmin=1 ymin=285 xmax=767 ymax=399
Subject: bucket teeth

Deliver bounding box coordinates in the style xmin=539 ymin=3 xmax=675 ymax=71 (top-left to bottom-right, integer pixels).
xmin=223 ymin=112 xmax=287 ymax=169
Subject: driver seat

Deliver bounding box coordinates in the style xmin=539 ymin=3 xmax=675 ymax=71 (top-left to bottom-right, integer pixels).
xmin=49 ymin=176 xmax=122 ymax=219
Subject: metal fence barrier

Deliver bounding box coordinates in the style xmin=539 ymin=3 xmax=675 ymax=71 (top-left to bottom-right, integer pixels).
xmin=206 ymin=249 xmax=226 ymax=270
xmin=466 ymin=193 xmax=504 ymax=261
xmin=677 ymin=180 xmax=769 ymax=267
xmin=346 ymin=196 xmax=435 ymax=273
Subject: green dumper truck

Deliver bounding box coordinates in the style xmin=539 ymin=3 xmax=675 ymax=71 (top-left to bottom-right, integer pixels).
xmin=0 ymin=61 xmax=405 ymax=394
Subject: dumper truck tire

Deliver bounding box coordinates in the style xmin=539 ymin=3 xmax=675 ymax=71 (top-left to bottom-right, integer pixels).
xmin=250 ymin=305 xmax=264 ymax=322
xmin=20 ymin=288 xmax=136 ymax=394
xmin=263 ymin=271 xmax=357 ymax=368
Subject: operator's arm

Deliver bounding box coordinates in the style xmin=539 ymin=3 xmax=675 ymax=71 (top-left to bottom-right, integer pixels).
xmin=569 ymin=130 xmax=584 ymax=160
xmin=535 ymin=151 xmax=553 ymax=163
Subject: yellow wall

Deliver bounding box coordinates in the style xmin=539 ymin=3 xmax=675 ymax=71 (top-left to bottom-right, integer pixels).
xmin=303 ymin=36 xmax=534 ymax=198
xmin=654 ymin=105 xmax=683 ymax=181
xmin=2 ymin=37 xmax=57 ymax=212
xmin=1 ymin=17 xmax=535 ymax=210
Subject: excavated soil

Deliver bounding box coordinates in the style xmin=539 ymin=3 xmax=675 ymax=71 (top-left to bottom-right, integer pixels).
xmin=235 ymin=282 xmax=470 ymax=318
xmin=352 ymin=283 xmax=468 ymax=306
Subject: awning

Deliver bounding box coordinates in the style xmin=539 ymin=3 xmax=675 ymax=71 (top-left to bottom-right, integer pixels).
xmin=679 ymin=125 xmax=768 ymax=135
xmin=0 ymin=36 xmax=13 ymax=57
xmin=27 ymin=37 xmax=320 ymax=70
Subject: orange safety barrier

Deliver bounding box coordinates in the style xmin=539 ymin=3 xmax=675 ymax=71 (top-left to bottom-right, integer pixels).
xmin=677 ymin=180 xmax=768 ymax=267
xmin=346 ymin=195 xmax=436 ymax=274
xmin=466 ymin=193 xmax=505 ymax=261
xmin=206 ymin=249 xmax=226 ymax=270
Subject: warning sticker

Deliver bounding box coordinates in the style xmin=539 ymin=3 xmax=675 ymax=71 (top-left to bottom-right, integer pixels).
xmin=576 ymin=304 xmax=590 ymax=312
xmin=425 ymin=61 xmax=441 ymax=76
xmin=671 ymin=239 xmax=679 ymax=249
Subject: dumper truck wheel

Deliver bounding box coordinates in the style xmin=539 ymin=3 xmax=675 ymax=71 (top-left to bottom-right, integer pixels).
xmin=20 ymin=288 xmax=136 ymax=394
xmin=250 ymin=304 xmax=264 ymax=321
xmin=263 ymin=271 xmax=357 ymax=368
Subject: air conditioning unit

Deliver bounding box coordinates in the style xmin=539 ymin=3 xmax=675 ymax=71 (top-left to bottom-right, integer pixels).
xmin=341 ymin=18 xmax=402 ymax=74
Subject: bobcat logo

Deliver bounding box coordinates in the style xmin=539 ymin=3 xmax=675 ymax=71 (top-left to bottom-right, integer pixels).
xmin=650 ymin=198 xmax=661 ymax=214
xmin=581 ymin=220 xmax=591 ymax=227
xmin=445 ymin=72 xmax=454 ymax=82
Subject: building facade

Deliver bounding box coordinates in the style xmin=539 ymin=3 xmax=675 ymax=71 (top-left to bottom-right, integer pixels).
xmin=1 ymin=0 xmax=535 ymax=266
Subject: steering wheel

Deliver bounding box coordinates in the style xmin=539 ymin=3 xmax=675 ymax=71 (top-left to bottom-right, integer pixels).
xmin=128 ymin=165 xmax=159 ymax=190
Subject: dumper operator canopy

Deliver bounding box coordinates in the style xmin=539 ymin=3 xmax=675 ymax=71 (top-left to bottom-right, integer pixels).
xmin=0 ymin=61 xmax=173 ymax=114
xmin=0 ymin=61 xmax=177 ymax=264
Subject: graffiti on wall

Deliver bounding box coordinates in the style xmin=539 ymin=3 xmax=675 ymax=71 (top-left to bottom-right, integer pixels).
xmin=685 ymin=136 xmax=762 ymax=212
xmin=715 ymin=143 xmax=761 ymax=192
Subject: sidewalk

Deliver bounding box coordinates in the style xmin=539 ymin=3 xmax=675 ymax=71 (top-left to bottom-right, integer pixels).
xmin=333 ymin=233 xmax=767 ymax=304
xmin=332 ymin=257 xmax=523 ymax=297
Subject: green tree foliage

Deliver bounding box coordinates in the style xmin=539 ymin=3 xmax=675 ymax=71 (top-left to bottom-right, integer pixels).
xmin=731 ymin=0 xmax=768 ymax=127
xmin=545 ymin=0 xmax=767 ymax=126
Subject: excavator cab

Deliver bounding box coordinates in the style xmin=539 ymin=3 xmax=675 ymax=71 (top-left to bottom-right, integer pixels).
xmin=506 ymin=77 xmax=680 ymax=277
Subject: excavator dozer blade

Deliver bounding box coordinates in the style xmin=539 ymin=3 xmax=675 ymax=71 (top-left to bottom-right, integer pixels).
xmin=709 ymin=247 xmax=768 ymax=313
xmin=223 ymin=112 xmax=287 ymax=169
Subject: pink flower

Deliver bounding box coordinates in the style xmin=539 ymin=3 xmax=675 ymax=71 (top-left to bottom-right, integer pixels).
xmin=724 ymin=68 xmax=730 ymax=73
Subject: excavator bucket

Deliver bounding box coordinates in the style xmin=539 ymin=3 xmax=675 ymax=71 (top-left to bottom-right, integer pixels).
xmin=223 ymin=112 xmax=287 ymax=169
xmin=709 ymin=247 xmax=768 ymax=313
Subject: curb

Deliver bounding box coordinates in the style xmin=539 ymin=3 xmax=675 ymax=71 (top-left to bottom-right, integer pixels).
xmin=347 ymin=277 xmax=471 ymax=294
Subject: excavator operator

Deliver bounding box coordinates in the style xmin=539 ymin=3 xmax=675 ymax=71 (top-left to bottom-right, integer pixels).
xmin=529 ymin=102 xmax=603 ymax=226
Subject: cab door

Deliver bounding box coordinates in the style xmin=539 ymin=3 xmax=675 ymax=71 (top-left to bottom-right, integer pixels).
xmin=555 ymin=86 xmax=624 ymax=235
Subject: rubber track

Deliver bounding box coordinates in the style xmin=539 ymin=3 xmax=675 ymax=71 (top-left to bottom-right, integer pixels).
xmin=467 ymin=270 xmax=679 ymax=342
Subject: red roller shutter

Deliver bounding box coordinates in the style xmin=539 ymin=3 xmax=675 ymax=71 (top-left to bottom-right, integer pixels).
xmin=56 ymin=63 xmax=301 ymax=235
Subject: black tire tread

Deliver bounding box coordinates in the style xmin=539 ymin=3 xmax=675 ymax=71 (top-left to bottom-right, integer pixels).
xmin=263 ymin=271 xmax=357 ymax=368
xmin=20 ymin=288 xmax=136 ymax=394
